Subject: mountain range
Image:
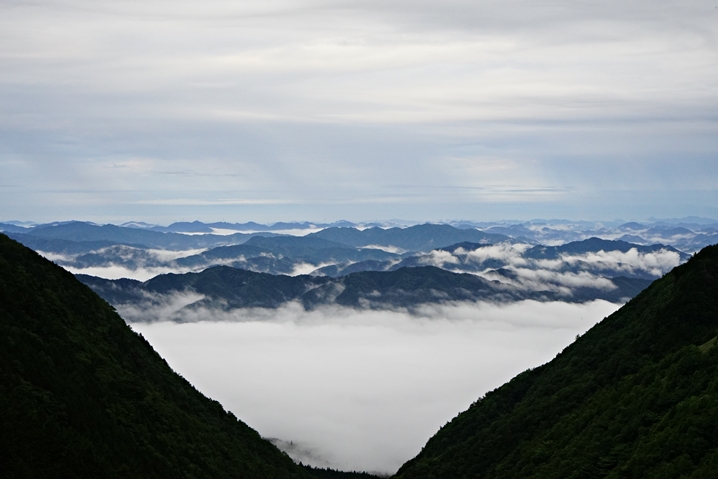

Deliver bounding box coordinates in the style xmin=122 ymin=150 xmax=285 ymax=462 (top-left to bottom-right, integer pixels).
xmin=2 ymin=232 xmax=718 ymax=477
xmin=3 ymin=217 xmax=716 ymax=252
xmin=0 ymin=221 xmax=690 ymax=311
xmin=78 ymin=265 xmax=652 ymax=321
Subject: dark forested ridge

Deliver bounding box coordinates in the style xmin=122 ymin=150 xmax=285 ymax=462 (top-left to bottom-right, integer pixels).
xmin=394 ymin=244 xmax=718 ymax=479
xmin=0 ymin=233 xmax=311 ymax=479
xmin=77 ymin=265 xmax=652 ymax=317
xmin=303 ymin=465 xmax=386 ymax=478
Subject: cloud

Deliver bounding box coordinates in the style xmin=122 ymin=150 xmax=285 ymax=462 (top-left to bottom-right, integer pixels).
xmin=130 ymin=299 xmax=620 ymax=473
xmin=61 ymin=264 xmax=180 ymax=281
xmin=414 ymin=243 xmax=683 ymax=295
xmin=362 ymin=245 xmax=408 ymax=254
xmin=116 ymin=291 xmax=207 ymax=323
xmin=560 ymin=248 xmax=682 ymax=277
xmin=461 ymin=243 xmax=531 ymax=266
xmin=37 ymin=245 xmax=210 ymax=281
xmin=289 ymin=261 xmax=334 ymax=277
xmin=145 ymin=247 xmax=209 ymax=261
xmin=2 ymin=0 xmax=717 ymax=222
xmin=507 ymin=268 xmax=617 ymax=293
xmin=417 ymin=249 xmax=460 ymax=266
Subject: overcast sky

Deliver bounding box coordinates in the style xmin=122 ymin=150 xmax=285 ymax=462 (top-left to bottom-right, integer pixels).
xmin=1 ymin=0 xmax=717 ymax=224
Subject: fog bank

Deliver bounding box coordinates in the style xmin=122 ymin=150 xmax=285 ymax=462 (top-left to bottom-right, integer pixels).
xmin=131 ymin=300 xmax=620 ymax=473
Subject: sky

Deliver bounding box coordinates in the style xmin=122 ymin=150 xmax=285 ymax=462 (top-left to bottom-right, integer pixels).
xmin=1 ymin=0 xmax=717 ymax=224
xmin=131 ymin=299 xmax=621 ymax=474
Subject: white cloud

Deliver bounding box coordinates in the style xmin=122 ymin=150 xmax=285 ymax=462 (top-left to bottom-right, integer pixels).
xmin=362 ymin=244 xmax=408 ymax=254
xmin=37 ymin=251 xmax=75 ymax=263
xmin=130 ymin=299 xmax=620 ymax=474
xmin=60 ymin=264 xmax=186 ymax=281
xmin=289 ymin=261 xmax=329 ymax=276
xmin=145 ymin=247 xmax=209 ymax=261
xmin=508 ymin=268 xmax=617 ymax=292
xmin=417 ymin=249 xmax=460 ymax=267
xmin=39 ymin=246 xmax=210 ymax=281
xmin=461 ymin=242 xmax=531 ymax=266
xmin=117 ymin=291 xmax=207 ymax=322
xmin=416 ymin=244 xmax=683 ymax=294
xmin=560 ymin=248 xmax=681 ymax=277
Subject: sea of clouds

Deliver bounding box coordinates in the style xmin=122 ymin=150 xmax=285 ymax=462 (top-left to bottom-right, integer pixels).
xmin=131 ymin=299 xmax=620 ymax=474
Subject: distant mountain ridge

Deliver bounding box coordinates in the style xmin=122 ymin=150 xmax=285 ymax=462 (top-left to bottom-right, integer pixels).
xmin=78 ymin=265 xmax=653 ymax=320
xmin=1 ymin=221 xmax=706 ymax=311
xmin=522 ymin=237 xmax=687 ymax=260
xmin=3 ymin=217 xmax=717 ymax=253
xmin=21 ymin=221 xmax=273 ymax=250
xmin=309 ymin=224 xmax=510 ymax=251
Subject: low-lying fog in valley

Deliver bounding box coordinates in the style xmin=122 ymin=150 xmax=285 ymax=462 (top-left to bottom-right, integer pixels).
xmin=131 ymin=300 xmax=620 ymax=474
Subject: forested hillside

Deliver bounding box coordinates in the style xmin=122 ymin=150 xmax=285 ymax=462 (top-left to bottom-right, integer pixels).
xmin=0 ymin=233 xmax=311 ymax=479
xmin=394 ymin=245 xmax=718 ymax=479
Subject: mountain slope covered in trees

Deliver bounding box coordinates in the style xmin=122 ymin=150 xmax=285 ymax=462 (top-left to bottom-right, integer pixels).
xmin=0 ymin=233 xmax=311 ymax=479
xmin=394 ymin=244 xmax=718 ymax=479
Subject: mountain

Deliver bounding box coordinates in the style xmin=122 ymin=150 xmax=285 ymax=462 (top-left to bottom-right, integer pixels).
xmin=313 ymin=238 xmax=684 ymax=282
xmin=523 ymin=237 xmax=689 ymax=261
xmin=310 ymin=224 xmax=510 ymax=251
xmin=153 ymin=220 xmax=215 ymax=233
xmin=10 ymin=224 xmax=678 ymax=302
xmin=5 ymin=221 xmax=700 ymax=284
xmin=174 ymin=237 xmax=399 ymax=275
xmin=0 ymin=233 xmax=311 ymax=479
xmin=242 ymin=235 xmax=398 ymax=262
xmin=0 ymin=222 xmax=32 ymax=233
xmin=147 ymin=220 xmax=359 ymax=233
xmin=393 ymin=244 xmax=718 ymax=479
xmin=77 ymin=265 xmax=653 ymax=320
xmin=16 ymin=221 xmax=273 ymax=250
xmin=5 ymin=233 xmax=122 ymax=255
xmin=303 ymin=466 xmax=385 ymax=478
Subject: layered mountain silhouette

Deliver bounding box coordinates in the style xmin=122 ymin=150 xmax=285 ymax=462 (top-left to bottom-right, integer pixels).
xmin=3 ymin=227 xmax=718 ymax=478
xmin=4 ymin=218 xmax=718 ymax=256
xmin=4 ymin=223 xmax=691 ymax=300
xmin=6 ymin=221 xmax=275 ymax=251
xmin=78 ymin=265 xmax=652 ymax=319
xmin=4 ymin=222 xmax=512 ymax=255
xmin=310 ymin=224 xmax=509 ymax=251
xmin=0 ymin=233 xmax=311 ymax=478
xmin=394 ymin=244 xmax=718 ymax=479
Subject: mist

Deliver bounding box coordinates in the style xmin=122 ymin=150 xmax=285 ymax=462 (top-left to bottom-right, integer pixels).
xmin=130 ymin=300 xmax=620 ymax=474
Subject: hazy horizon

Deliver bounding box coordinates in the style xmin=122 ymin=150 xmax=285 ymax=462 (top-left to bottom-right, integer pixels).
xmin=3 ymin=215 xmax=718 ymax=228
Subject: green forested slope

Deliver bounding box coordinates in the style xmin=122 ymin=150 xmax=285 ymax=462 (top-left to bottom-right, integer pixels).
xmin=394 ymin=244 xmax=718 ymax=479
xmin=0 ymin=234 xmax=310 ymax=479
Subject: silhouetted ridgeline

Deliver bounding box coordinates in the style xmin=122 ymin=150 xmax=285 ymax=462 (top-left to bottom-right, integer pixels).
xmin=303 ymin=465 xmax=387 ymax=478
xmin=78 ymin=266 xmax=653 ymax=318
xmin=0 ymin=233 xmax=310 ymax=478
xmin=394 ymin=244 xmax=718 ymax=479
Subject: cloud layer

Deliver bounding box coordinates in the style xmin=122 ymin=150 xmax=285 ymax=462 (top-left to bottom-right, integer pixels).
xmin=131 ymin=299 xmax=620 ymax=473
xmin=2 ymin=0 xmax=717 ymax=222
xmin=412 ymin=242 xmax=681 ymax=297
